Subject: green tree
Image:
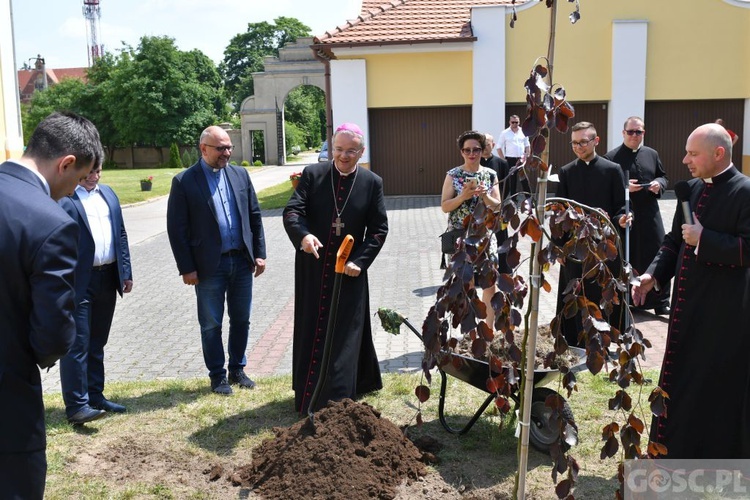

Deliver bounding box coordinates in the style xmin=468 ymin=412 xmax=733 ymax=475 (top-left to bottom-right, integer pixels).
xmin=221 ymin=17 xmax=311 ymax=110
xmin=23 ymin=78 xmax=88 ymax=143
xmin=83 ymin=53 xmax=125 ymax=163
xmin=284 ymin=121 xmax=305 ymax=153
xmin=284 ymin=86 xmax=325 ymax=148
xmin=107 ymin=36 xmax=221 ymax=151
xmin=168 ymin=142 xmax=182 ymax=169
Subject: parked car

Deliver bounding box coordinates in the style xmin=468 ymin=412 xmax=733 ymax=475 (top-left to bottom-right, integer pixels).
xmin=317 ymin=141 xmax=328 ymax=162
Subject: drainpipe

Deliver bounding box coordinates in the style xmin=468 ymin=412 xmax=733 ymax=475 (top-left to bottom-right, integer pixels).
xmin=312 ymin=45 xmax=334 ymax=160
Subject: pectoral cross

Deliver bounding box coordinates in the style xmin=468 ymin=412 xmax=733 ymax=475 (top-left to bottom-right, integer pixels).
xmin=332 ymin=217 xmax=345 ymax=236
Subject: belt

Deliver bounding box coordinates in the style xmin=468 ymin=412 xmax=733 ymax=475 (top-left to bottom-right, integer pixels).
xmin=92 ymin=262 xmax=116 ymax=271
xmin=222 ymin=249 xmax=244 ymax=257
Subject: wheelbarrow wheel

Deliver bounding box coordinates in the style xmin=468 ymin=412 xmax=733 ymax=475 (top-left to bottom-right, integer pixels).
xmin=529 ymin=387 xmax=574 ymax=454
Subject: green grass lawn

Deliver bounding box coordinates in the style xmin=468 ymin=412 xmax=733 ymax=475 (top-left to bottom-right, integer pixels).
xmin=99 ymin=168 xmax=181 ymax=204
xmin=256 ymin=180 xmax=294 ymax=210
xmin=41 ymin=370 xmax=661 ymax=499
xmin=100 ymin=166 xmax=277 ymax=206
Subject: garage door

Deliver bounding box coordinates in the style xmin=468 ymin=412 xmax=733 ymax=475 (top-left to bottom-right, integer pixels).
xmin=368 ymin=106 xmax=471 ymax=196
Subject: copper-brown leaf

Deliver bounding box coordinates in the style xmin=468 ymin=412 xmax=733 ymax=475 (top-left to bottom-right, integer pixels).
xmin=415 ymin=385 xmax=430 ymax=403
xmin=647 ymin=441 xmax=668 ymax=457
xmin=471 ymin=338 xmax=487 ymax=358
xmin=648 ymin=387 xmax=669 ymax=417
xmin=586 ymin=350 xmax=605 ymax=375
xmin=555 ymin=478 xmax=572 ymax=499
xmin=525 ymin=216 xmax=543 ymax=242
xmin=495 ymin=396 xmax=511 ymax=414
xmin=627 ymin=413 xmax=645 ymax=434
xmin=477 ymin=320 xmax=494 ymax=341
xmin=600 ymin=435 xmax=619 ymax=459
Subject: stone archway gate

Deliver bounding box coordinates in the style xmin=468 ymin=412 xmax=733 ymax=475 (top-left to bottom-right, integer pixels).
xmin=239 ymin=37 xmax=325 ymax=166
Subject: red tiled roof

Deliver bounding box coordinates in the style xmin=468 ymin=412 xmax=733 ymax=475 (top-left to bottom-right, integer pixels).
xmin=49 ymin=67 xmax=88 ymax=83
xmin=17 ymin=67 xmax=88 ymax=103
xmin=315 ymin=0 xmax=520 ymax=46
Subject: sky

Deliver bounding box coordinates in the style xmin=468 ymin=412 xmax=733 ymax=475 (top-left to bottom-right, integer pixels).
xmin=11 ymin=0 xmax=362 ymax=70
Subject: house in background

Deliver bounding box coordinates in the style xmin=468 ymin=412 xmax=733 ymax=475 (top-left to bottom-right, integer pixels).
xmin=17 ymin=56 xmax=87 ymax=104
xmin=306 ymin=0 xmax=749 ymax=195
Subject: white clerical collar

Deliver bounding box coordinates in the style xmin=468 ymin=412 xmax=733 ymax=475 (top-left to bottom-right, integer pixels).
xmin=334 ymin=163 xmax=357 ymax=177
xmin=579 ymin=154 xmax=598 ymax=166
xmin=705 ymin=163 xmax=734 ymax=184
xmin=631 ymin=144 xmax=643 ymax=153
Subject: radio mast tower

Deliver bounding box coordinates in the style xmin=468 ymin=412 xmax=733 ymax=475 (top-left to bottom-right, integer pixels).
xmin=83 ymin=0 xmax=103 ymax=66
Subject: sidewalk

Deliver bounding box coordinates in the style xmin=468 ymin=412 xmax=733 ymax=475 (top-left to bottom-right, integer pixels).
xmin=40 ymin=163 xmax=674 ymax=393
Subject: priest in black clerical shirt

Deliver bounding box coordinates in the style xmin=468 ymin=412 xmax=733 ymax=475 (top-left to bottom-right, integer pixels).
xmin=555 ymin=121 xmax=630 ymax=348
xmin=605 ymin=116 xmax=670 ymax=315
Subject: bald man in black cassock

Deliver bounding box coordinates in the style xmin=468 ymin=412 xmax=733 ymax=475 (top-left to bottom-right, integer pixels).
xmin=633 ymin=123 xmax=750 ymax=458
xmin=283 ymin=123 xmax=388 ymax=413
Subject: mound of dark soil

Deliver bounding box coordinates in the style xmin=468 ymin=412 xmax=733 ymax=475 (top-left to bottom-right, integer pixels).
xmin=229 ymin=399 xmax=426 ymax=499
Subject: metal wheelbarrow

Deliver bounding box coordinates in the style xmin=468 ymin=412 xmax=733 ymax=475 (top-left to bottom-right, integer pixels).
xmin=377 ymin=308 xmax=586 ymax=453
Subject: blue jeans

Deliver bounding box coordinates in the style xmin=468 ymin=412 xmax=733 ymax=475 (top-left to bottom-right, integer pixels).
xmin=195 ymin=253 xmax=253 ymax=381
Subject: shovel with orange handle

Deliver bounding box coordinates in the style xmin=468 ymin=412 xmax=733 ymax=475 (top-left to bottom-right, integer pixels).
xmin=306 ymin=234 xmax=355 ymax=427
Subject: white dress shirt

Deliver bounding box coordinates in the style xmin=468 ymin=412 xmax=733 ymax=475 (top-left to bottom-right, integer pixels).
xmin=76 ymin=184 xmax=115 ymax=266
xmin=497 ymin=127 xmax=530 ymax=158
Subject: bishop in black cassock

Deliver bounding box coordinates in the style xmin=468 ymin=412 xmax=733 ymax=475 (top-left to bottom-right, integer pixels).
xmin=283 ymin=125 xmax=388 ymax=413
xmin=605 ymin=118 xmax=670 ymax=312
xmin=634 ymin=124 xmax=750 ymax=458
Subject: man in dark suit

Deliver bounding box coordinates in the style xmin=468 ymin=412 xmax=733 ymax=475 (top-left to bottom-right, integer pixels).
xmin=59 ymin=163 xmax=133 ymax=424
xmin=0 ymin=112 xmax=102 ymax=500
xmin=167 ymin=126 xmax=266 ymax=395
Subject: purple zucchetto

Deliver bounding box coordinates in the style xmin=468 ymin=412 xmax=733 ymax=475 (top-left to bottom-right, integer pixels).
xmin=335 ymin=123 xmax=364 ymax=136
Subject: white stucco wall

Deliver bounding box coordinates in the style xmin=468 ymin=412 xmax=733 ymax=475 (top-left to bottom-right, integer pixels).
xmin=1 ymin=0 xmax=24 ymax=159
xmin=471 ymin=5 xmax=507 ymax=143
xmin=609 ymin=20 xmax=648 ymax=151
xmin=330 ymin=59 xmax=370 ymax=164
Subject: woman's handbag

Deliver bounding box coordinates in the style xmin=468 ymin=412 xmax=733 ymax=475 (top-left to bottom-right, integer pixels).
xmin=440 ymin=228 xmax=464 ymax=254
xmin=439 ymin=227 xmax=464 ymax=268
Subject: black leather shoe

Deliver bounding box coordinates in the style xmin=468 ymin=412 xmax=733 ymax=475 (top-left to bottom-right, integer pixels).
xmin=68 ymin=405 xmax=106 ymax=425
xmin=228 ymin=370 xmax=256 ymax=389
xmin=91 ymin=399 xmax=126 ymax=413
xmin=654 ymin=306 xmax=671 ymax=316
xmin=211 ymin=377 xmax=233 ymax=395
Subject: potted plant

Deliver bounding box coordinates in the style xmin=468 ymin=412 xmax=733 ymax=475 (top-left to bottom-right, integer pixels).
xmin=140 ymin=176 xmax=153 ymax=191
xmin=289 ymin=172 xmax=302 ymax=189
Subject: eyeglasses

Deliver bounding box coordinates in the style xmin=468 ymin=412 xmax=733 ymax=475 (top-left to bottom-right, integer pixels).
xmin=205 ymin=144 xmax=234 ymax=153
xmin=570 ymin=138 xmax=595 ymax=148
xmin=461 ymin=147 xmax=483 ymax=155
xmin=333 ymin=148 xmax=362 ymax=157
xmin=625 ymin=129 xmax=644 ymax=136
xmin=510 ymin=121 xmax=519 ymax=125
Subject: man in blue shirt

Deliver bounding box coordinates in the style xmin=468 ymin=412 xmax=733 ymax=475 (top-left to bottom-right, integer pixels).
xmin=167 ymin=126 xmax=266 ymax=394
